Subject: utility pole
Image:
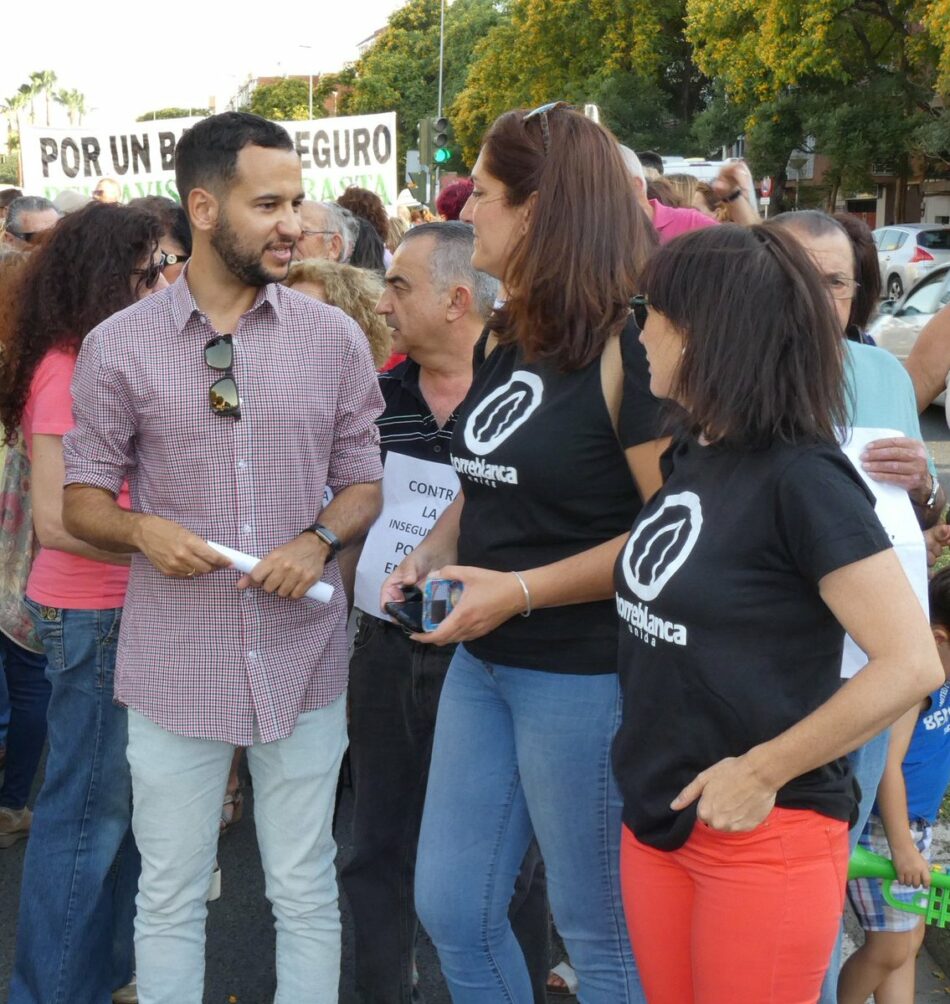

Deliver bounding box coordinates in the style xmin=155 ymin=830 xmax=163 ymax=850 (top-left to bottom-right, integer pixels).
xmin=435 ymin=0 xmax=446 ymax=199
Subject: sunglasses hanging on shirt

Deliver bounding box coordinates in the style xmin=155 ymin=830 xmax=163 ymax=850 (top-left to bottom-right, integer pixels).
xmin=204 ymin=334 xmax=241 ymax=420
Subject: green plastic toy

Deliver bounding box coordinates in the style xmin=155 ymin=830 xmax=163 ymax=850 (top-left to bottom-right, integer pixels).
xmin=848 ymin=845 xmax=950 ymax=928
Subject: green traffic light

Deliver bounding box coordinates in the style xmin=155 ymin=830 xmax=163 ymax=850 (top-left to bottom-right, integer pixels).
xmin=434 ymin=147 xmax=451 ymax=164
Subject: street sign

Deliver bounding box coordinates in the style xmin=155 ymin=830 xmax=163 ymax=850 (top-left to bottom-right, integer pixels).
xmin=761 ymin=196 xmax=771 ymax=206
xmin=760 ymin=177 xmax=773 ymax=197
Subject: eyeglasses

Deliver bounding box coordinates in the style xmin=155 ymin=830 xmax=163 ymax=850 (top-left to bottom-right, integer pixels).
xmin=205 ymin=334 xmax=241 ymax=420
xmin=630 ymin=294 xmax=650 ymax=330
xmin=300 ymin=229 xmax=337 ymax=239
xmin=522 ymin=101 xmax=572 ymax=154
xmin=132 ymin=251 xmax=168 ymax=290
xmin=162 ymin=252 xmax=190 ymax=266
xmin=824 ymin=276 xmax=860 ymax=301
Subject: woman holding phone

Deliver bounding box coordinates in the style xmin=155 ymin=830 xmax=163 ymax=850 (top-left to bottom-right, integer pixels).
xmin=381 ymin=103 xmax=663 ymax=1002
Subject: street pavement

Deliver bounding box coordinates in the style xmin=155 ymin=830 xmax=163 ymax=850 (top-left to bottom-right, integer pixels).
xmin=2 ymin=407 xmax=950 ymax=1003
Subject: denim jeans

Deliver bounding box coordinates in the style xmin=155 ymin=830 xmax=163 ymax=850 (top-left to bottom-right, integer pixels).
xmin=127 ymin=694 xmax=348 ymax=1004
xmin=817 ymin=729 xmax=890 ymax=1004
xmin=415 ymin=645 xmax=643 ymax=1004
xmin=341 ymin=617 xmax=550 ymax=1004
xmin=0 ymin=631 xmax=50 ymax=809
xmin=10 ymin=602 xmax=137 ymax=1004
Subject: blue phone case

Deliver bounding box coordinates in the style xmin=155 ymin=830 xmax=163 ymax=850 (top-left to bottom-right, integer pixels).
xmin=422 ymin=579 xmax=464 ymax=631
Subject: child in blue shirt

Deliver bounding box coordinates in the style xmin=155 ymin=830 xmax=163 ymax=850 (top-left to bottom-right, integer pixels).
xmin=838 ymin=568 xmax=950 ymax=1004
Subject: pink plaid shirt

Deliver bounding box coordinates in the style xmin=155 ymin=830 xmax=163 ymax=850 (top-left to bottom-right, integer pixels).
xmin=63 ymin=276 xmax=384 ymax=744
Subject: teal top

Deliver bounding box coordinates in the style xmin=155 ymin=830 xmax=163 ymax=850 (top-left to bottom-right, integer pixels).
xmin=844 ymin=341 xmax=935 ymax=475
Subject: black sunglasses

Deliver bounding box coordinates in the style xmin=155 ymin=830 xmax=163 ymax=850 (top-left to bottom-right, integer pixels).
xmin=630 ymin=294 xmax=649 ymax=330
xmin=205 ymin=334 xmax=241 ymax=420
xmin=522 ymin=101 xmax=572 ymax=154
xmin=132 ymin=251 xmax=168 ymax=290
xmin=6 ymin=228 xmax=41 ymax=243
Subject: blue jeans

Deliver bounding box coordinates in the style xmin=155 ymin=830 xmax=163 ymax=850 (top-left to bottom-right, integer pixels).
xmin=9 ymin=602 xmax=137 ymax=1004
xmin=0 ymin=632 xmax=49 ymax=808
xmin=415 ymin=645 xmax=643 ymax=1004
xmin=817 ymin=728 xmax=891 ymax=1004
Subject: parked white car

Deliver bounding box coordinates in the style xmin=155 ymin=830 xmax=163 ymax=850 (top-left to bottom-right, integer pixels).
xmin=868 ymin=263 xmax=950 ymax=407
xmin=872 ymin=224 xmax=950 ymax=301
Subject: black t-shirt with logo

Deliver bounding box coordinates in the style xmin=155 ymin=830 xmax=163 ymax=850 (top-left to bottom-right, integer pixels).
xmin=612 ymin=436 xmax=892 ymax=851
xmin=449 ymin=316 xmax=662 ymax=673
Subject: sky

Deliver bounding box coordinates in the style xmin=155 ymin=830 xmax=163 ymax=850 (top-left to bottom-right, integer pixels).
xmin=2 ymin=0 xmax=408 ymax=125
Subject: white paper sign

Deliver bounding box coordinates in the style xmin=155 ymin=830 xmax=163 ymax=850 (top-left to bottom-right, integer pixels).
xmin=354 ymin=452 xmax=460 ymax=617
xmin=839 ymin=427 xmax=929 ymax=678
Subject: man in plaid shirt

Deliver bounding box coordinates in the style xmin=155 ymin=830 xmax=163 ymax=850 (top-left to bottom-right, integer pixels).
xmin=61 ymin=112 xmax=384 ymax=1004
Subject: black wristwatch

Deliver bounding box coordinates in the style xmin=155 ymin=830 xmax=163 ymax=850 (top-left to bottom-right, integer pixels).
xmin=306 ymin=522 xmax=343 ymax=559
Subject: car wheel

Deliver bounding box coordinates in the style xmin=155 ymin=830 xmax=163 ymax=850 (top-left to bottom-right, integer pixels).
xmin=887 ymin=274 xmax=904 ymax=300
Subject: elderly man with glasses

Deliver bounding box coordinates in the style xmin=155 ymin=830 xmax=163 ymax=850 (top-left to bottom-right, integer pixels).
xmin=2 ymin=196 xmax=60 ymax=250
xmin=294 ymin=199 xmax=358 ymax=263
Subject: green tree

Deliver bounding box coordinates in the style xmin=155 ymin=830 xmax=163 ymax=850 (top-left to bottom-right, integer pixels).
xmin=249 ymin=79 xmax=311 ymax=121
xmin=685 ymin=0 xmax=939 ymax=217
xmin=56 ymin=88 xmax=88 ymax=126
xmin=136 ymin=107 xmax=210 ymax=121
xmin=450 ymin=0 xmax=706 ymax=163
xmin=341 ymin=0 xmax=502 ymax=176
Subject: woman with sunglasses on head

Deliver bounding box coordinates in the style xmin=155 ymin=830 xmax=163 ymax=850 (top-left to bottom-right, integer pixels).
xmin=0 ymin=201 xmax=167 ymax=1004
xmin=381 ymin=103 xmax=663 ymax=1002
xmin=615 ymin=224 xmax=942 ymax=1004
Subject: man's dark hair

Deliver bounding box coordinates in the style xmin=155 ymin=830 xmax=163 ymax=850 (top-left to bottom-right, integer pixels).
xmin=641 ymin=223 xmax=847 ymax=448
xmin=0 ymin=189 xmax=23 ymax=211
xmin=348 ymin=216 xmax=386 ymax=275
xmin=174 ymin=112 xmax=294 ymax=209
xmin=639 ymin=150 xmax=664 ymax=174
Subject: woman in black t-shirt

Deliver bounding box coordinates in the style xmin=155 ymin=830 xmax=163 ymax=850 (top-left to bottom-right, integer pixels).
xmin=615 ymin=224 xmax=942 ymax=1004
xmin=380 ymin=106 xmax=663 ymax=1002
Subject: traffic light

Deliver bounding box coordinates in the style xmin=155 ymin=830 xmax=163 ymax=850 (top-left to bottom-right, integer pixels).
xmin=418 ymin=118 xmax=433 ymax=166
xmin=432 ymin=116 xmax=451 ymax=164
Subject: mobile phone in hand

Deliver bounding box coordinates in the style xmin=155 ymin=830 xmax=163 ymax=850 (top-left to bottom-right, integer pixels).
xmin=422 ymin=578 xmax=463 ymax=631
xmin=383 ymin=585 xmax=424 ymax=634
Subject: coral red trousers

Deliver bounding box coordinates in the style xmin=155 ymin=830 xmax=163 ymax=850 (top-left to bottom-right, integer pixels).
xmin=620 ymin=807 xmax=848 ymax=1004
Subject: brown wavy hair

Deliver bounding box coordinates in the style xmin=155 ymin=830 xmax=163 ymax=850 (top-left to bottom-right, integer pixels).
xmin=481 ymin=106 xmax=657 ymax=371
xmin=337 ymin=187 xmax=390 ymax=244
xmin=285 ymin=258 xmax=392 ymax=368
xmin=0 ymin=202 xmax=161 ymax=441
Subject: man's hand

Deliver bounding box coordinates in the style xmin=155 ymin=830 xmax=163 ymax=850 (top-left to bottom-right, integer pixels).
xmin=860 ymin=436 xmax=931 ymax=499
xmin=133 ymin=515 xmax=234 ymax=578
xmin=670 ymin=754 xmax=777 ymax=832
xmin=236 ymin=532 xmax=330 ymax=600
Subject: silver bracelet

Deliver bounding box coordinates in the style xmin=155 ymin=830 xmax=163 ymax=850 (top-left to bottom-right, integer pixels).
xmin=511 ymin=570 xmax=532 ymax=618
xmin=927 ymin=472 xmax=941 ymax=510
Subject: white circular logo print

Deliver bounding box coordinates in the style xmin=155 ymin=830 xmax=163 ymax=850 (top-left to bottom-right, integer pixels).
xmin=463 ymin=371 xmax=544 ymax=457
xmin=621 ymin=491 xmax=703 ymax=602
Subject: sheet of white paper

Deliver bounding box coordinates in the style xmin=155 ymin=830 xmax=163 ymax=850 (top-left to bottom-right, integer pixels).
xmin=206 ymin=541 xmax=334 ymax=604
xmin=353 ymin=452 xmax=460 ymax=618
xmin=838 ymin=427 xmax=928 ymax=678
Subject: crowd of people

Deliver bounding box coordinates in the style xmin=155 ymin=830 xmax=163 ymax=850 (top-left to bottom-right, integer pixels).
xmin=1 ymin=104 xmax=950 ymax=1004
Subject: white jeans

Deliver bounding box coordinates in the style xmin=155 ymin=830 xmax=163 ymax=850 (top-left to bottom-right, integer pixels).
xmin=126 ymin=696 xmax=347 ymax=1004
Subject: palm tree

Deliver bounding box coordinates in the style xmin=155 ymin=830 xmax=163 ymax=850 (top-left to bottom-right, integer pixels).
xmin=55 ymin=88 xmax=88 ymax=127
xmin=1 ymin=89 xmax=29 ymax=153
xmin=31 ymin=70 xmax=58 ymax=126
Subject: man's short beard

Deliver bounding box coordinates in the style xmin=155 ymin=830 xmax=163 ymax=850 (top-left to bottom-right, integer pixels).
xmin=211 ymin=210 xmax=284 ymax=287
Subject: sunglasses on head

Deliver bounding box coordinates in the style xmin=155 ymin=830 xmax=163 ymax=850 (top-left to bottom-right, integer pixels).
xmin=132 ymin=251 xmax=168 ymax=290
xmin=205 ymin=334 xmax=241 ymax=420
xmin=6 ymin=228 xmax=41 ymax=243
xmin=522 ymin=101 xmax=573 ymax=154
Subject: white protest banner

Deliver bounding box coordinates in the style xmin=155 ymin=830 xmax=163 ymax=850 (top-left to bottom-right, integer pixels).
xmin=20 ymin=112 xmax=398 ymax=209
xmin=839 ymin=426 xmax=928 ymax=679
xmin=354 ymin=452 xmax=460 ymax=618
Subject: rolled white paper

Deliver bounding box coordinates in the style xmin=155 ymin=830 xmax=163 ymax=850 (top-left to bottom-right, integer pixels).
xmin=207 ymin=541 xmax=335 ymax=604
